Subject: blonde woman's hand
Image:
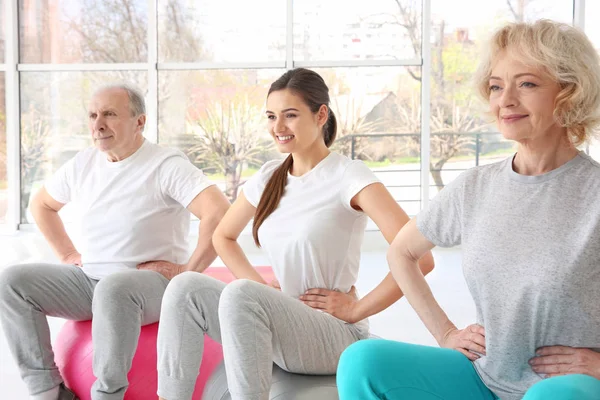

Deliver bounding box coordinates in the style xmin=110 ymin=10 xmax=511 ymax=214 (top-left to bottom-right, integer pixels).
xmin=529 ymin=346 xmax=600 ymax=379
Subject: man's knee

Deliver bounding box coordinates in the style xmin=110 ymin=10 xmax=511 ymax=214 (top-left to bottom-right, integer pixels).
xmin=92 ymin=272 xmax=138 ymax=307
xmin=0 ymin=264 xmax=40 ymax=302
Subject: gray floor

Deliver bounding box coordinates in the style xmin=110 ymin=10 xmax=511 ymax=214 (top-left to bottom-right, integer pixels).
xmin=0 ymin=234 xmax=474 ymax=398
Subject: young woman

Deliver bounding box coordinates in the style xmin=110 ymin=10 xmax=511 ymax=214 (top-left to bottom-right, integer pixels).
xmin=156 ymin=68 xmax=434 ymax=400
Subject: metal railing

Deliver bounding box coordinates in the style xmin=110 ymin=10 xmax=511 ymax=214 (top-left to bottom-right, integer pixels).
xmin=334 ymin=131 xmax=514 ymax=204
xmin=339 ymin=131 xmax=510 ymax=165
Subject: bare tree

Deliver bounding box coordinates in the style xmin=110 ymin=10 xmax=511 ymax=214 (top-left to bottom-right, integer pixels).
xmin=506 ymin=0 xmax=530 ymax=22
xmin=429 ymin=102 xmax=490 ymax=188
xmin=373 ymin=2 xmax=477 ymax=187
xmin=393 ymin=94 xmax=490 ymax=188
xmin=188 ymin=97 xmax=273 ymax=202
xmin=361 ymin=0 xmax=422 ymax=81
xmin=20 ymin=107 xmax=53 ymax=212
xmin=65 ymin=0 xmax=206 ymax=99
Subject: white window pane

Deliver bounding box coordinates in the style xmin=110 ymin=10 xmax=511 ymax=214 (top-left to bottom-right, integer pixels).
xmin=0 ymin=0 xmax=5 ymax=63
xmin=294 ymin=0 xmax=422 ymax=61
xmin=158 ymin=0 xmax=286 ymax=63
xmin=19 ymin=0 xmax=148 ymax=63
xmin=0 ymin=72 xmax=6 ymax=223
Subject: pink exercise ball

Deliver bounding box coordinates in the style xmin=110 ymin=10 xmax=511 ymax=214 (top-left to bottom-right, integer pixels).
xmin=53 ymin=266 xmax=274 ymax=400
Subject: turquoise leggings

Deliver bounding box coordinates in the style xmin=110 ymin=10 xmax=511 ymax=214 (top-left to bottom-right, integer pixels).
xmin=337 ymin=339 xmax=600 ymax=400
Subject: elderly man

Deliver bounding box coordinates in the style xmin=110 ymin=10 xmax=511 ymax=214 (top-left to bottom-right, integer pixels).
xmin=0 ymin=84 xmax=230 ymax=400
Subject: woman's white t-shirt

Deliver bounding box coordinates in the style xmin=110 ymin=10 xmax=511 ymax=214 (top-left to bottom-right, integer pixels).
xmin=243 ymin=152 xmax=380 ymax=328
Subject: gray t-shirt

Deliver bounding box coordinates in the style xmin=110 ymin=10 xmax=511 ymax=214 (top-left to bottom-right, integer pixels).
xmin=417 ymin=152 xmax=600 ymax=400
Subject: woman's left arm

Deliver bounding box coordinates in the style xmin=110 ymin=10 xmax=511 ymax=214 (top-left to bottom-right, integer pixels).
xmin=300 ymin=183 xmax=434 ymax=323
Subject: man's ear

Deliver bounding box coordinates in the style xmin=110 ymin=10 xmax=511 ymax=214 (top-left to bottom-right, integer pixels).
xmin=136 ymin=114 xmax=146 ymax=131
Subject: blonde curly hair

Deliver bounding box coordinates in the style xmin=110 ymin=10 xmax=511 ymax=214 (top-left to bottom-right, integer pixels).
xmin=474 ymin=19 xmax=600 ymax=145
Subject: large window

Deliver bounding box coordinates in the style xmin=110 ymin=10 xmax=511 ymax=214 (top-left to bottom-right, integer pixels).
xmin=0 ymin=0 xmax=587 ymax=229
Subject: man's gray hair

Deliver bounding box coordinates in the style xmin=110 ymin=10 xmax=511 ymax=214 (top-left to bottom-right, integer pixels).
xmin=93 ymin=83 xmax=146 ymax=116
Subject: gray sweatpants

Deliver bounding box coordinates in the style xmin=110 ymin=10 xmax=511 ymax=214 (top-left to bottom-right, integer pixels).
xmin=0 ymin=263 xmax=169 ymax=400
xmin=157 ymin=272 xmax=367 ymax=400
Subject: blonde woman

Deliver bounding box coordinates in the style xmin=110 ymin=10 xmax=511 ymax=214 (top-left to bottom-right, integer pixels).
xmin=337 ymin=20 xmax=600 ymax=400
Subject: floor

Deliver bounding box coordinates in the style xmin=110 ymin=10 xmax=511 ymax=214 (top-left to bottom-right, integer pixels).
xmin=0 ymin=232 xmax=474 ymax=398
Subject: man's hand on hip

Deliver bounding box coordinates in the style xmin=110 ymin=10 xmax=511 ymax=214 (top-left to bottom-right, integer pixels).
xmin=61 ymin=251 xmax=82 ymax=267
xmin=137 ymin=260 xmax=184 ymax=280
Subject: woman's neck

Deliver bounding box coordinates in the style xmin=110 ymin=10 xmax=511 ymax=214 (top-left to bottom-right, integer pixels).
xmin=290 ymin=143 xmax=331 ymax=177
xmin=513 ymin=133 xmax=579 ymax=176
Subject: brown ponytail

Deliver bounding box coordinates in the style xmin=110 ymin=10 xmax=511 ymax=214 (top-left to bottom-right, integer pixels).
xmin=252 ymin=155 xmax=293 ymax=246
xmin=252 ymin=68 xmax=336 ymax=246
xmin=324 ymin=110 xmax=337 ymax=148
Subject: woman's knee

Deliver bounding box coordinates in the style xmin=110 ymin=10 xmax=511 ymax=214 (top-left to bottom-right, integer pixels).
xmin=164 ymin=271 xmax=210 ymax=299
xmin=219 ymin=279 xmax=264 ymax=310
xmin=218 ymin=279 xmax=273 ymax=330
xmin=524 ymin=374 xmax=600 ymax=400
xmin=338 ymin=339 xmax=383 ymax=378
xmin=162 ymin=271 xmax=223 ymax=310
xmin=337 ymin=339 xmax=405 ymax=398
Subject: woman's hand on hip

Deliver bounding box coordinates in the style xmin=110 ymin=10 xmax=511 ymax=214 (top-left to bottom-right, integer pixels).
xmin=529 ymin=346 xmax=600 ymax=379
xmin=300 ymin=287 xmax=359 ymax=324
xmin=440 ymin=324 xmax=486 ymax=361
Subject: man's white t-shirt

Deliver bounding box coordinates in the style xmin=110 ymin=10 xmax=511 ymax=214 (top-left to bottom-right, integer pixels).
xmin=45 ymin=140 xmax=214 ymax=279
xmin=243 ymin=152 xmax=380 ymax=330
